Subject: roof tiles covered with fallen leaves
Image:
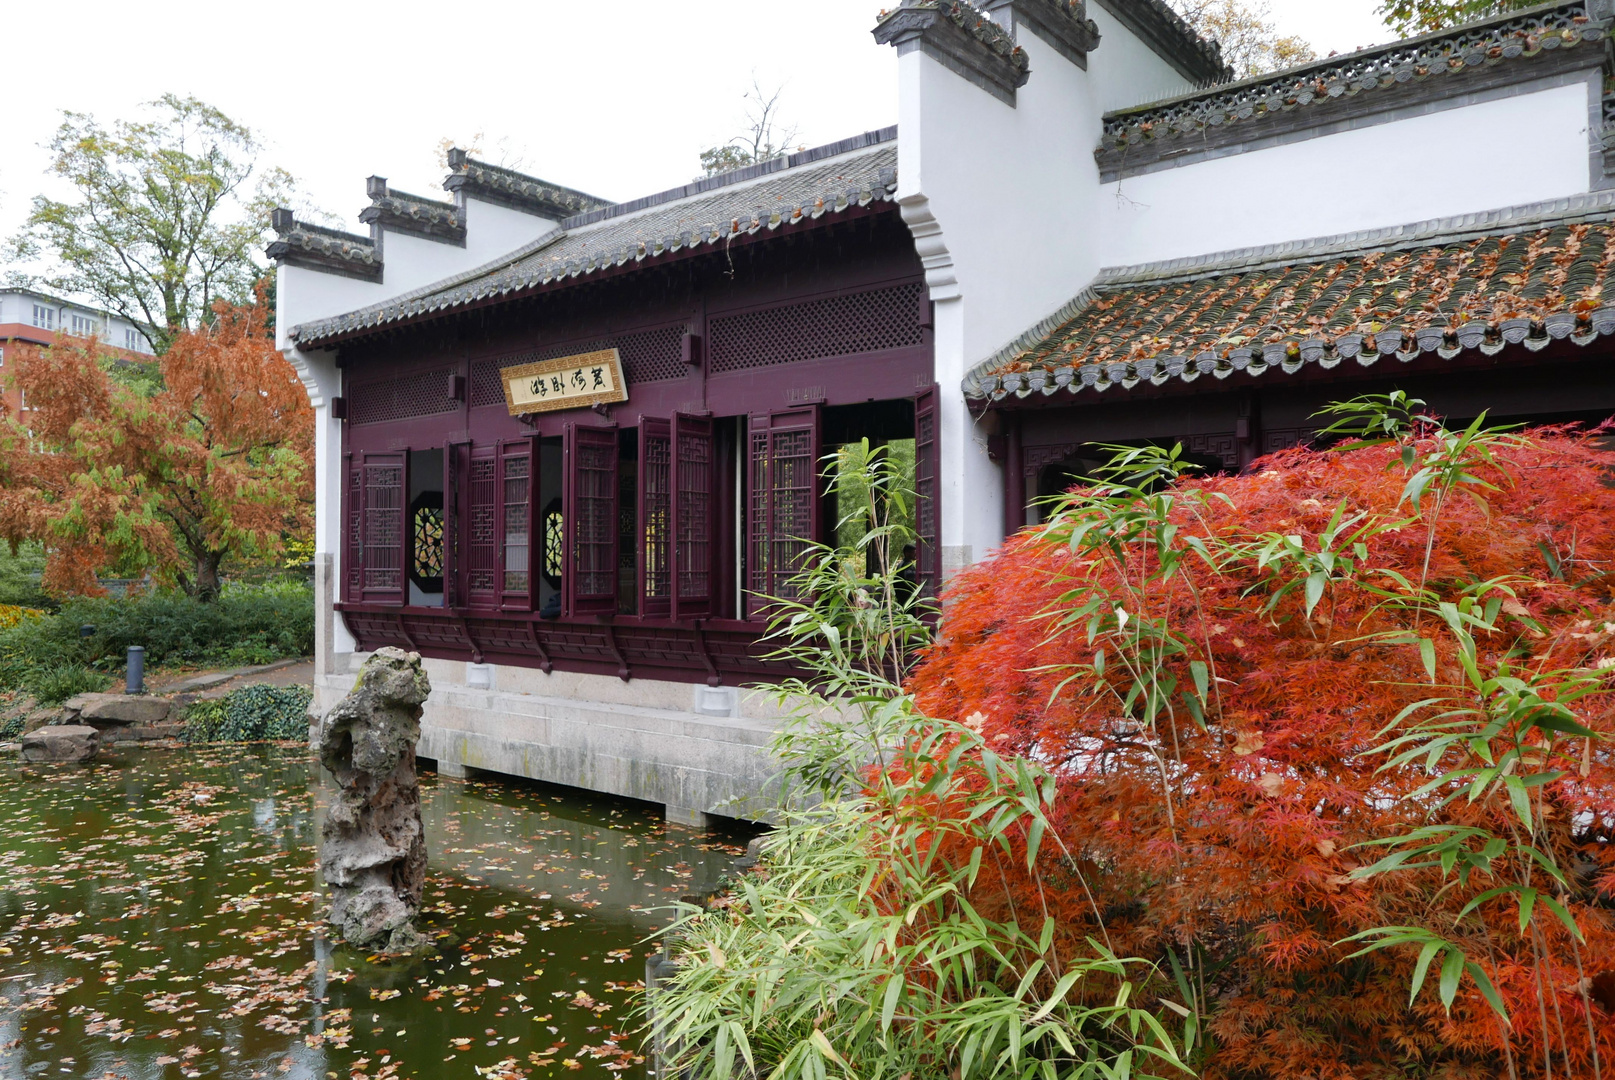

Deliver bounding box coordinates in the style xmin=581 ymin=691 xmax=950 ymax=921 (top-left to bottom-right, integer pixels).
xmin=967 ymin=205 xmax=1615 ymax=402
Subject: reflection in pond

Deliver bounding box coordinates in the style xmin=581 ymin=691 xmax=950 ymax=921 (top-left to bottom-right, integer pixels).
xmin=0 ymin=745 xmax=750 ymax=1080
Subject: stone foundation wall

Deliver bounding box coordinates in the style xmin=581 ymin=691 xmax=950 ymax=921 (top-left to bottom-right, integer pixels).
xmin=314 ymin=653 xmax=793 ymax=825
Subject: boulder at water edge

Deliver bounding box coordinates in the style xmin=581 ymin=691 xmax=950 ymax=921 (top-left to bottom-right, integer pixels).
xmin=318 ymin=647 xmax=432 ymax=954
xmin=21 ymin=725 xmax=100 ymax=764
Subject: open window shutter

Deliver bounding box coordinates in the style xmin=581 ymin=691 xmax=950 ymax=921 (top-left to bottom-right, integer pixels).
xmin=358 ymin=451 xmax=407 ymax=605
xmin=498 ymin=438 xmax=535 ymax=611
xmin=638 ymin=418 xmax=672 ymax=619
xmin=672 ymin=412 xmax=715 ymax=620
xmin=564 ymin=422 xmax=619 ymax=617
xmin=746 ymin=407 xmax=820 ymax=620
xmin=914 ymin=384 xmax=941 ymax=599
xmin=466 ymin=445 xmax=499 ymax=608
xmin=445 ymin=441 xmax=466 ymax=609
xmin=343 ymin=452 xmax=360 ymax=603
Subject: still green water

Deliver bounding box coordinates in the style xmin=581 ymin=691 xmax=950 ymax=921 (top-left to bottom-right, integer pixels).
xmin=0 ymin=744 xmax=748 ymax=1080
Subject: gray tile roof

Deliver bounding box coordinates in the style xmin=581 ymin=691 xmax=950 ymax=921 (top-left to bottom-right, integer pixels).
xmin=966 ymin=190 xmax=1615 ymax=402
xmin=291 ymin=129 xmax=900 ymax=347
xmin=267 ymin=214 xmax=381 ymax=282
xmin=443 ymin=152 xmax=612 ymax=219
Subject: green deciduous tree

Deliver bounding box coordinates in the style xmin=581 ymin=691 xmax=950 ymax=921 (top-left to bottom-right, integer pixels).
xmin=1377 ymin=0 xmax=1539 ymax=38
xmin=9 ymin=94 xmax=298 ymax=354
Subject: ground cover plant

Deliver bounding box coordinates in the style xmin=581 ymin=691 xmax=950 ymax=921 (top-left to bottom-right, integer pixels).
xmin=182 ymin=684 xmax=314 ymax=742
xmin=910 ymin=396 xmax=1615 ymax=1077
xmin=0 ymin=579 xmax=313 ymax=696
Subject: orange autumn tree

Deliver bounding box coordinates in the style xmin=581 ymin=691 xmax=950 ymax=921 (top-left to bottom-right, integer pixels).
xmin=908 ymin=399 xmax=1615 ymax=1078
xmin=0 ymin=293 xmax=312 ymax=599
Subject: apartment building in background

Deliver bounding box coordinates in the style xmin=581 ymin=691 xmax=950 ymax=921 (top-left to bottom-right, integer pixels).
xmin=0 ymin=286 xmax=157 ymax=416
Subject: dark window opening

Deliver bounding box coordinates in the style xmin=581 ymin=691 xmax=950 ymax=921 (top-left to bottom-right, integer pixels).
xmin=407 ymin=449 xmax=445 ymax=607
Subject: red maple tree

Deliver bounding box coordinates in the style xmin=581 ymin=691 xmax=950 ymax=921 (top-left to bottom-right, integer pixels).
xmin=909 ymin=415 xmax=1615 ymax=1077
xmin=0 ymin=292 xmax=312 ymax=599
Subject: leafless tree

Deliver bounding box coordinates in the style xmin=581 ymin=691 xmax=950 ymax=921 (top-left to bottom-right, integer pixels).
xmin=698 ymin=76 xmax=802 ymax=178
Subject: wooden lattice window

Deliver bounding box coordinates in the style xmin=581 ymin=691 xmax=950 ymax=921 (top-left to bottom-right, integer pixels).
xmin=747 ymin=408 xmax=820 ymax=619
xmin=564 ymin=423 xmax=619 ymax=617
xmin=672 ymin=413 xmax=714 ymax=619
xmin=638 ymin=418 xmax=672 ymax=618
xmin=344 ymin=453 xmax=361 ymax=603
xmin=358 ymin=451 xmax=406 ymax=605
xmin=465 ymin=446 xmax=499 ymax=607
xmin=499 ymin=440 xmax=534 ymax=610
xmin=708 ymin=284 xmax=925 ymax=373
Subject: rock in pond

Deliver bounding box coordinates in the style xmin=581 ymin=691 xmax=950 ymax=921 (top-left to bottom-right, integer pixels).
xmin=21 ymin=725 xmax=100 ymax=763
xmin=318 ymin=647 xmax=431 ymax=954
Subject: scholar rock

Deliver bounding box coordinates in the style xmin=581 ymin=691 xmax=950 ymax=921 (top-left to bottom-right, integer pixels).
xmin=318 ymin=647 xmax=431 ymax=953
xmin=21 ymin=725 xmax=100 ymax=764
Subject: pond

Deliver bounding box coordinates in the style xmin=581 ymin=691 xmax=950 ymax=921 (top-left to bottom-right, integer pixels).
xmin=0 ymin=744 xmax=750 ymax=1080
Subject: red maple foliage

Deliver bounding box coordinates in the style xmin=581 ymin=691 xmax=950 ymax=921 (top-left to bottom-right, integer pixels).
xmin=909 ymin=428 xmax=1615 ymax=1078
xmin=0 ymin=293 xmax=311 ymax=598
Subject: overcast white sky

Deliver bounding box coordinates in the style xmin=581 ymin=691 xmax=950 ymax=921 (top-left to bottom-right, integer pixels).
xmin=0 ymin=0 xmax=1391 ymax=276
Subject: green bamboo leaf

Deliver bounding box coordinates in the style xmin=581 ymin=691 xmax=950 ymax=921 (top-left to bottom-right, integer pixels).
xmin=1304 ymin=572 xmax=1326 ymax=617
xmin=879 ymin=974 xmax=903 ymax=1032
xmin=1537 ymin=894 xmax=1585 ymax=942
xmin=1438 ymin=948 xmax=1465 ymax=1011
xmin=1028 ymin=970 xmax=1082 ymax=1022
xmin=1419 ymin=637 xmax=1436 ymax=682
xmin=1503 ymin=775 xmax=1533 ymax=830
xmin=1466 ymin=962 xmax=1511 ymax=1024
xmin=1526 ymin=711 xmax=1595 ymax=739
xmin=1189 ymin=659 xmax=1209 ymax=702
xmin=1026 ymin=817 xmax=1046 ymax=870
xmin=1409 ymin=939 xmax=1443 ymax=1006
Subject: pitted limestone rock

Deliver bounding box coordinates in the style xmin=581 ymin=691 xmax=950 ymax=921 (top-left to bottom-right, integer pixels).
xmin=318 ymin=647 xmax=432 ymax=953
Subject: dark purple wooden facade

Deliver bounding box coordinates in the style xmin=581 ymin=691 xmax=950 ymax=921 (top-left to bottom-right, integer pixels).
xmin=334 ymin=207 xmax=935 ymax=685
xmin=989 ymin=339 xmax=1615 ymax=535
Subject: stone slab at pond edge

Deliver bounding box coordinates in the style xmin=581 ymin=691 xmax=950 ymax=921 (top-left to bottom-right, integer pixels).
xmin=21 ymin=725 xmax=100 ymax=763
xmin=63 ymin=693 xmax=172 ymax=725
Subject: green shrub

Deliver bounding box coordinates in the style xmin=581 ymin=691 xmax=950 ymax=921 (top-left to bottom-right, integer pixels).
xmin=0 ymin=543 xmax=52 ymax=611
xmin=24 ymin=665 xmax=109 ymax=705
xmin=0 ymin=579 xmax=313 ymax=692
xmin=184 ymin=684 xmax=312 ymax=743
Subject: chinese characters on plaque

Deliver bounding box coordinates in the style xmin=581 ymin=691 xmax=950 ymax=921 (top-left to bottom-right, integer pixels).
xmin=500 ymin=348 xmax=629 ymax=416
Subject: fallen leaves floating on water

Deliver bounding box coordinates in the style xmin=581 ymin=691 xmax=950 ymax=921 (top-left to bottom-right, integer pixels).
xmin=0 ymin=744 xmax=747 ymax=1079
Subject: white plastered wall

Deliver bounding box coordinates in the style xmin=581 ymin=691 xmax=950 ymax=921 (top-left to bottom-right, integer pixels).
xmin=1086 ymin=3 xmax=1202 ymax=112
xmin=277 ymin=264 xmax=386 ymax=673
xmin=1098 ymin=78 xmax=1596 ymax=268
xmin=370 ymin=197 xmax=562 ymax=296
xmin=898 ymin=24 xmax=1115 ymax=571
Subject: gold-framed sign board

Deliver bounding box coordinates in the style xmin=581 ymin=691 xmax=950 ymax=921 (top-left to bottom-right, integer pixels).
xmin=501 ymin=348 xmax=628 ymax=416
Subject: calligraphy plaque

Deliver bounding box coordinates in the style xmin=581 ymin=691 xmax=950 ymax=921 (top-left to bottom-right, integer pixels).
xmin=500 ymin=348 xmax=628 ymax=416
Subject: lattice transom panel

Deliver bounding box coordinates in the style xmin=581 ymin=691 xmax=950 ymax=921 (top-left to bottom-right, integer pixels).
xmin=709 ymin=283 xmax=924 ymax=373
xmin=350 ymin=369 xmax=459 ymax=425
